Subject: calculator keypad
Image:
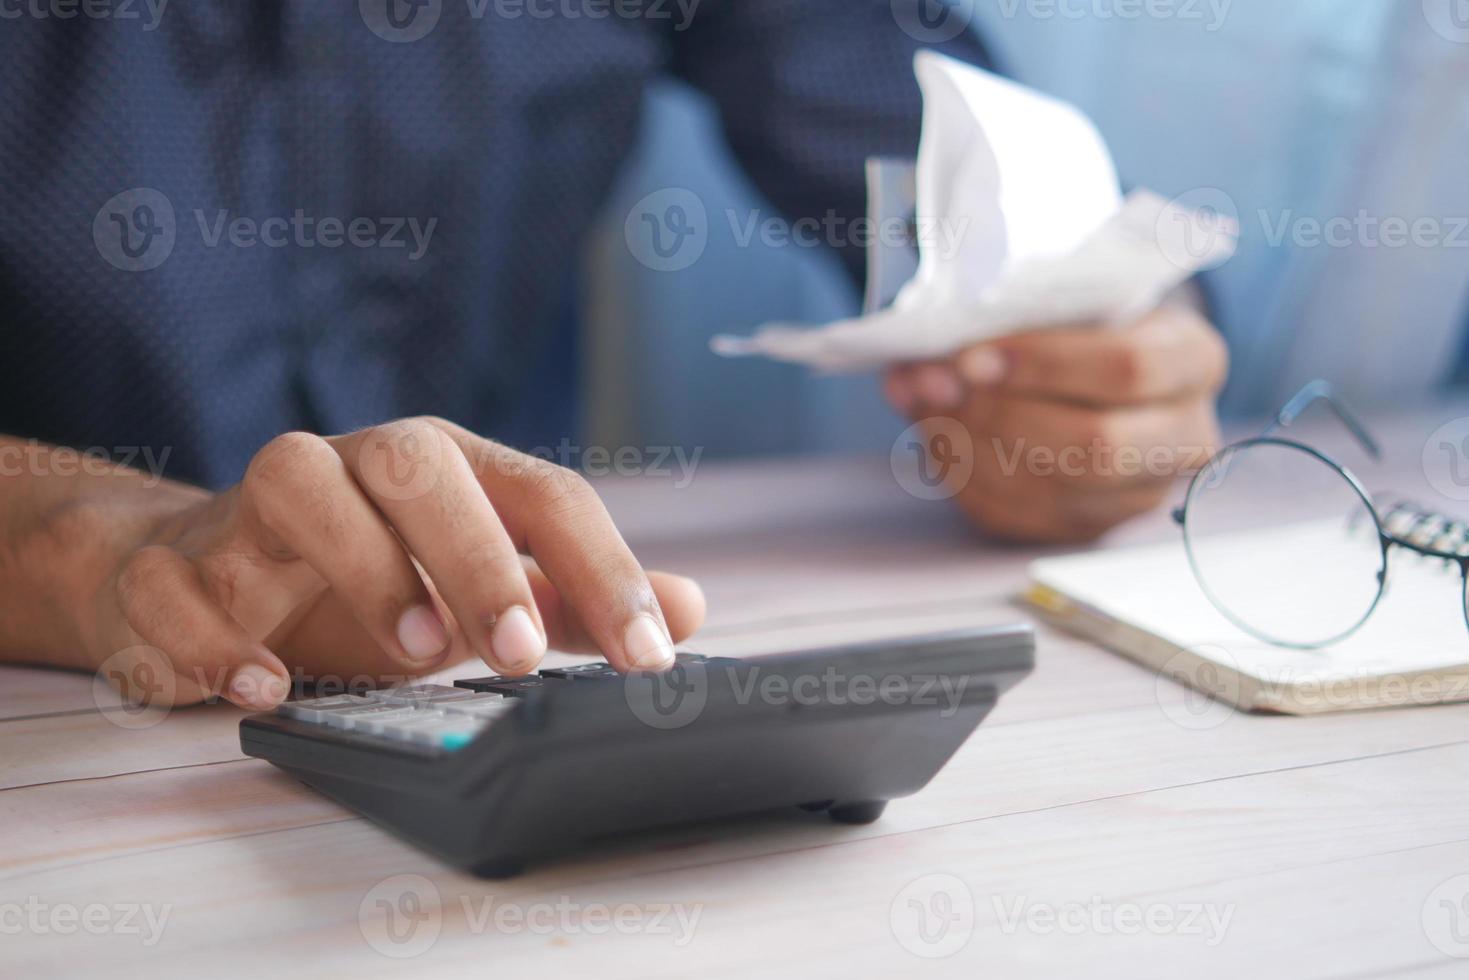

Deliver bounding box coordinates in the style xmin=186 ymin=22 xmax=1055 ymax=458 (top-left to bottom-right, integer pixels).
xmin=323 ymin=704 xmax=421 ymax=731
xmin=276 ymin=655 xmax=708 ymax=753
xmin=437 ymin=697 xmax=516 ymax=719
xmin=275 ymin=689 xmax=513 ymax=751
xmin=276 ymin=694 xmax=368 ymax=724
xmin=364 ymin=684 xmax=481 ymax=707
xmin=456 ymin=653 xmax=708 ymax=695
xmin=538 ymin=663 xmax=622 ymax=681
xmin=454 ymin=676 xmax=550 ymax=697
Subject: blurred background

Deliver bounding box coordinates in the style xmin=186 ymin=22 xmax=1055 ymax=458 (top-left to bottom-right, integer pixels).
xmin=586 ymin=2 xmax=1469 ymax=458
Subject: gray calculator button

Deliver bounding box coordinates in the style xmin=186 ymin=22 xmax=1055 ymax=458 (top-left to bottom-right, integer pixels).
xmin=539 ymin=662 xmax=618 ymax=680
xmin=379 ymin=712 xmax=485 ymax=747
xmin=353 ymin=707 xmax=437 ymax=736
xmin=437 ymin=695 xmax=514 ymax=718
xmin=277 ymin=695 xmax=373 ymax=724
xmin=322 ymin=703 xmax=421 ymax=730
xmin=366 ymin=684 xmax=479 ymax=706
xmin=375 ymin=711 xmax=453 ymax=739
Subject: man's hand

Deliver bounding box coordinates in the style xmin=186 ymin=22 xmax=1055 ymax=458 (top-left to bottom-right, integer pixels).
xmin=884 ymin=306 xmax=1228 ymax=543
xmin=3 ymin=419 xmax=705 ymax=710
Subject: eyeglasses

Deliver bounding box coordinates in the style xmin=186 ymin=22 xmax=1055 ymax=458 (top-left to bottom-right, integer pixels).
xmin=1172 ymin=380 xmax=1469 ymax=649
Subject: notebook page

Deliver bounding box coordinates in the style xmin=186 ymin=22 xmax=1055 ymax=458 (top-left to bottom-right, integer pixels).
xmin=1030 ymin=520 xmax=1469 ymax=697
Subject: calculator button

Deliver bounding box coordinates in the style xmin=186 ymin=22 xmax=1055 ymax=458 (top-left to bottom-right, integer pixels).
xmin=378 ymin=713 xmax=486 ymax=747
xmin=437 ymin=695 xmax=515 ymax=719
xmin=418 ymin=723 xmax=485 ymax=749
xmin=321 ymin=703 xmax=421 ymax=730
xmin=277 ymin=694 xmax=374 ymax=724
xmin=352 ymin=707 xmax=437 ymax=736
xmin=539 ymin=663 xmax=620 ymax=681
xmin=674 ymin=652 xmax=707 ymax=664
xmin=455 ymin=676 xmax=549 ymax=697
xmin=374 ymin=712 xmax=453 ymax=740
xmin=366 ymin=684 xmax=479 ymax=707
xmin=439 ymin=731 xmax=479 ymax=752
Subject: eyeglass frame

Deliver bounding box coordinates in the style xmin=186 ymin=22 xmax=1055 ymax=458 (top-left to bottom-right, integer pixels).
xmin=1169 ymin=380 xmax=1469 ymax=650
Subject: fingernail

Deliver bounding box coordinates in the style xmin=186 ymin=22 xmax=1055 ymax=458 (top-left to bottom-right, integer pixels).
xmin=623 ymin=614 xmax=675 ymax=671
xmin=959 ymin=347 xmax=1008 ymax=386
xmin=397 ymin=604 xmax=450 ymax=663
xmin=490 ymin=606 xmax=546 ymax=673
xmin=918 ymin=367 xmax=964 ymax=409
xmin=229 ymin=665 xmax=287 ymax=710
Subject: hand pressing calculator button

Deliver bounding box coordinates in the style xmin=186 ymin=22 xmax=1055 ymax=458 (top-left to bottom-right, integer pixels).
xmin=241 ymin=627 xmax=1036 ymax=879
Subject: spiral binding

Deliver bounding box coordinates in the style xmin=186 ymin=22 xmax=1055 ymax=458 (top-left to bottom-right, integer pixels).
xmin=1380 ymin=501 xmax=1469 ymax=562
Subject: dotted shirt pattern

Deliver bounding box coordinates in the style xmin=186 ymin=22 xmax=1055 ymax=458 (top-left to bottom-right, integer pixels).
xmin=0 ymin=0 xmax=990 ymax=487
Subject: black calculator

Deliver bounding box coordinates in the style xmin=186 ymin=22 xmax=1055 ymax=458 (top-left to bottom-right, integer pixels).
xmin=239 ymin=625 xmax=1034 ymax=878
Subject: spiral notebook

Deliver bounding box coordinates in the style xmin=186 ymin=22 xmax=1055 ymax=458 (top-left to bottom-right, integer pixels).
xmin=1025 ymin=520 xmax=1469 ymax=715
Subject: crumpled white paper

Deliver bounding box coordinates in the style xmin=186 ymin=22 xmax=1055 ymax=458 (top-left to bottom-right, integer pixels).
xmin=712 ymin=50 xmax=1238 ymax=373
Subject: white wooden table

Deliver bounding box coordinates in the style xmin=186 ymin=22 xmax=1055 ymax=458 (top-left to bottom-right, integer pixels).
xmin=5 ymin=407 xmax=1469 ymax=978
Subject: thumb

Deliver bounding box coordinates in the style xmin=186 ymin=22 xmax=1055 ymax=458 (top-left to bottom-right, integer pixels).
xmin=114 ymin=546 xmax=292 ymax=710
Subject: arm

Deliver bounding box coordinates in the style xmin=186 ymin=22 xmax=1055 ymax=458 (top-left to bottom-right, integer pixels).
xmin=0 ymin=437 xmax=206 ymax=671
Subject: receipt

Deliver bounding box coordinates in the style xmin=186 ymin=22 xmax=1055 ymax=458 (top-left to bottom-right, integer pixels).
xmin=712 ymin=51 xmax=1237 ymax=372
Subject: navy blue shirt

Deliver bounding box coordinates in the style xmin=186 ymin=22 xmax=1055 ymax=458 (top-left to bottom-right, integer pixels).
xmin=0 ymin=1 xmax=989 ymax=487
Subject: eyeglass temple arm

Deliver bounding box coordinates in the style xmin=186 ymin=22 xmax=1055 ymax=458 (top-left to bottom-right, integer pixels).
xmin=1172 ymin=381 xmax=1381 ymax=528
xmin=1259 ymin=380 xmax=1382 ymax=461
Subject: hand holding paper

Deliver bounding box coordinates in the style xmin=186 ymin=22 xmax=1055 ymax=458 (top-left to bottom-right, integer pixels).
xmin=710 ymin=51 xmax=1235 ymax=545
xmin=712 ymin=51 xmax=1238 ymax=372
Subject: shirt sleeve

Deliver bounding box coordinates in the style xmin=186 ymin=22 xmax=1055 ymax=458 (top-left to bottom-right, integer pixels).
xmin=669 ymin=0 xmax=996 ymax=283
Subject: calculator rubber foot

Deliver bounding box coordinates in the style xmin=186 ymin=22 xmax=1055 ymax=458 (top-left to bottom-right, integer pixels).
xmin=471 ymin=858 xmax=528 ymax=880
xmin=797 ymin=800 xmax=833 ymax=813
xmin=827 ymin=801 xmax=887 ymax=825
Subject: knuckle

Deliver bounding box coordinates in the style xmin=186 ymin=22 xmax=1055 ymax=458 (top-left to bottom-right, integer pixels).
xmin=116 ymin=546 xmax=178 ymax=612
xmin=244 ymin=433 xmax=339 ymax=529
xmin=461 ymin=576 xmax=532 ymax=620
xmin=355 ymin=418 xmax=447 ymax=501
xmin=1074 ymin=411 xmax=1117 ymax=458
xmin=522 ymin=459 xmax=595 ymax=512
xmin=245 ymin=431 xmax=330 ymax=494
xmin=1163 ymin=307 xmax=1229 ymax=392
xmin=194 ymin=548 xmax=248 ymax=610
xmin=1183 ymin=410 xmax=1224 ymax=470
xmin=1201 ymin=328 xmax=1231 ymax=391
xmin=372 ymin=417 xmax=444 ymax=457
xmin=458 ymin=437 xmax=506 ymax=478
xmin=1107 ymin=343 xmax=1152 ymax=397
xmin=452 ymin=542 xmax=527 ymax=592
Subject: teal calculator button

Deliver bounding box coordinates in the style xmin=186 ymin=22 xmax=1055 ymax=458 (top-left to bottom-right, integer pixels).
xmin=440 ymin=731 xmax=477 ymax=751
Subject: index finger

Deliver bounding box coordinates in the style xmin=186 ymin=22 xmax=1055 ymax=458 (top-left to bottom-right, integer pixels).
xmin=427 ymin=420 xmax=684 ymax=674
xmin=957 ymin=305 xmax=1229 ymax=408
